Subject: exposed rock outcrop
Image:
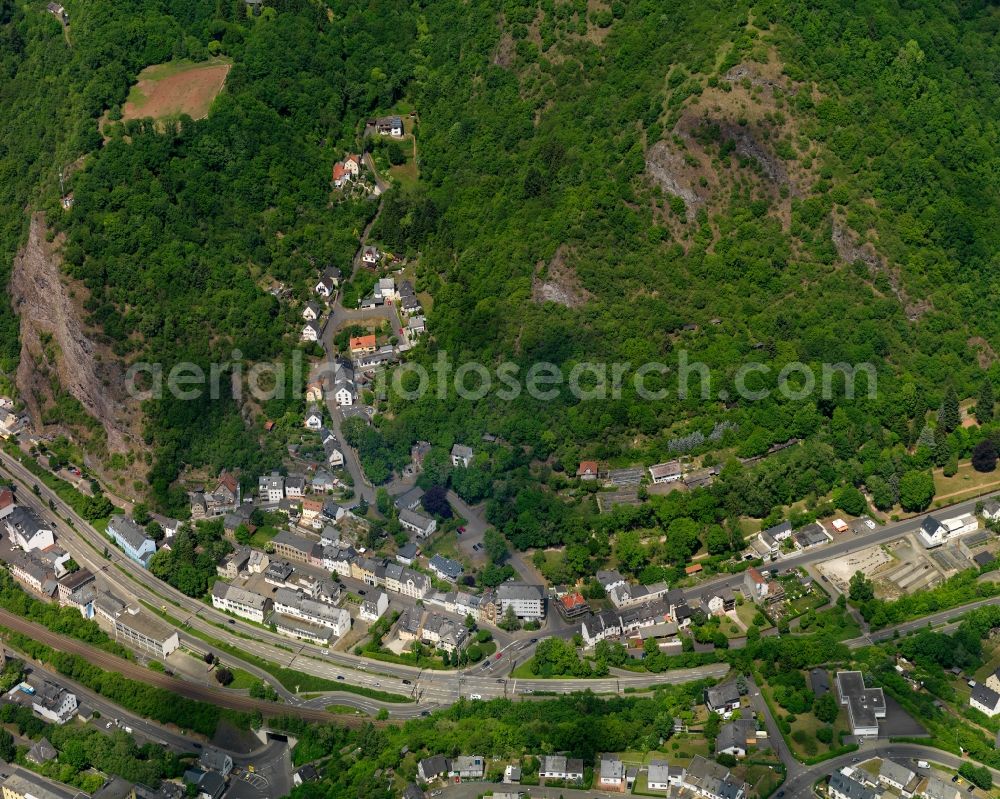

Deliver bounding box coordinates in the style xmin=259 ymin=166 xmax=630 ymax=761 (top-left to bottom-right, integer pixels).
xmin=12 ymin=214 xmax=143 ymax=453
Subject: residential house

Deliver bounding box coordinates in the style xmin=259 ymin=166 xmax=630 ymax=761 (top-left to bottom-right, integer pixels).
xmin=681 ymin=756 xmax=746 ymax=799
xmin=301 ymin=321 xmax=321 ymax=342
xmin=333 ymin=362 xmax=356 ymax=406
xmin=5 ymin=508 xmax=55 ymax=552
xmin=450 ymin=444 xmax=474 ymax=467
xmin=294 ymin=766 xmax=321 ymax=787
xmin=970 ymin=683 xmax=1000 ymax=717
xmin=538 ymin=755 xmax=584 ymax=783
xmin=396 ymin=542 xmax=418 ymax=565
xmin=302 ymin=302 xmax=321 ymax=321
xmin=428 ymin=554 xmax=463 ymax=582
xmin=580 ymin=609 xmax=622 ymax=647
xmin=304 ymin=405 xmax=323 ymax=430
xmin=716 ymin=719 xmax=757 ymax=758
xmin=408 ymin=315 xmax=426 ymax=335
xmin=577 ymin=460 xmax=600 ymax=480
xmin=247 ymin=549 xmax=269 ymax=574
xmin=217 ymin=547 xmax=251 ymax=579
xmin=315 ymin=266 xmax=342 ymax=297
xmin=980 ymin=499 xmax=1000 ymax=522
xmin=8 ymin=552 xmax=59 ymax=598
xmin=878 ymin=760 xmax=918 ymax=797
xmin=503 ymin=765 xmax=521 ymax=784
xmin=375 ymin=115 xmax=403 ymax=137
xmin=31 ymin=681 xmax=77 ymax=724
xmin=648 ymin=461 xmax=682 ymax=484
xmin=743 ymin=567 xmax=770 ymax=603
xmin=793 ymin=522 xmax=833 ymax=549
xmin=107 ymin=515 xmax=156 ymax=567
xmin=599 ymin=755 xmax=627 ymax=792
xmin=985 ymin=666 xmax=1000 ymax=694
xmin=450 ymin=756 xmax=485 ymax=782
xmin=596 ymin=570 xmax=628 ymax=593
xmin=26 ymin=738 xmax=57 ymax=765
xmin=919 ymin=513 xmax=979 ymax=548
xmin=704 ymin=682 xmax=741 ymax=716
xmin=362 ymin=246 xmax=381 ymax=267
xmin=559 ymin=591 xmax=590 ymax=618
xmin=836 ymin=671 xmax=886 ymax=738
xmin=258 ymin=472 xmax=285 ymax=502
xmin=647 ymin=760 xmax=685 ymax=792
xmin=211 ymin=581 xmax=272 ymax=623
xmin=421 ymin=613 xmax=467 ymax=653
xmin=399 ymin=508 xmax=437 ymax=538
xmin=0 ymin=489 xmax=14 ymax=521
xmin=829 ymin=771 xmax=881 ymax=799
xmin=285 ymin=475 xmax=306 ymax=498
xmin=922 ymin=777 xmax=962 ymax=799
xmin=396 ymin=606 xmax=423 ymax=642
xmin=312 ymin=470 xmax=336 ymax=492
xmin=393 ymin=486 xmax=425 ymax=511
xmin=1 ymin=772 xmax=80 ymax=799
xmin=359 ymin=591 xmax=389 ymax=622
xmin=349 ymin=334 xmax=377 ymax=355
xmin=417 ymin=756 xmax=449 ymax=784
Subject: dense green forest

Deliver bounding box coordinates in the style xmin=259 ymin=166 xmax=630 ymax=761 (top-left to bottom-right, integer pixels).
xmin=4 ymin=0 xmax=1000 ymax=525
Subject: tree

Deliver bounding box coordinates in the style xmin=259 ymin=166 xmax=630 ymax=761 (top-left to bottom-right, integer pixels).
xmin=866 ymin=475 xmax=894 ymax=511
xmin=0 ymin=729 xmax=13 ymax=762
xmin=977 ymin=379 xmax=994 ymax=425
xmin=499 ymin=605 xmax=520 ymax=631
xmin=939 ymin=386 xmax=961 ymax=432
xmin=421 ymin=485 xmax=452 ymax=518
xmin=375 ymin=487 xmax=392 ymax=515
xmin=814 ymin=691 xmax=839 ymax=724
xmin=464 ymin=613 xmax=475 ymax=629
xmin=849 ymin=571 xmax=875 ymax=604
xmin=484 ymin=529 xmax=508 ymax=564
xmin=898 ymin=470 xmax=934 ymax=511
xmin=834 ymin=485 xmax=866 ymax=516
xmin=972 ymin=439 xmax=998 ymax=473
xmin=132 ymin=503 xmax=151 ymax=525
xmin=215 ymin=667 xmax=233 ymax=686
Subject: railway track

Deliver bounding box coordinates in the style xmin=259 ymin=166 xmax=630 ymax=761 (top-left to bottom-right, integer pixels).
xmin=0 ymin=608 xmax=372 ymax=727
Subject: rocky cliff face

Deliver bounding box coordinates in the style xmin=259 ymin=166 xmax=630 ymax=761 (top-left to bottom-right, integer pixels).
xmin=11 ymin=214 xmax=143 ymax=456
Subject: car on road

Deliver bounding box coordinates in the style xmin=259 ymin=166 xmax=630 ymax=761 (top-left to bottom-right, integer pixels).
xmin=952 ymin=776 xmax=960 ymax=783
xmin=431 ymin=792 xmax=442 ymax=797
xmin=529 ymin=638 xmax=537 ymax=643
xmin=227 ymin=619 xmax=235 ymax=624
xmin=402 ymin=679 xmax=412 ymax=685
xmin=358 ymin=589 xmax=367 ymax=595
xmin=495 ymin=653 xmax=502 ymax=660
xmin=469 ymin=694 xmax=482 ymax=700
xmin=967 ymin=786 xmax=975 ymax=793
xmin=458 ymin=526 xmax=466 ymax=533
xmin=776 ymin=792 xmax=784 ymax=798
xmin=420 ymin=710 xmax=430 ymax=716
xmin=193 ymin=743 xmax=202 ymax=749
xmin=336 ymin=675 xmax=345 ymax=681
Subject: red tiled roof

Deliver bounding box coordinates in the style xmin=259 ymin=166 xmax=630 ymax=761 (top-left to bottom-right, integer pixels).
xmin=576 ymin=460 xmax=599 ymax=476
xmin=332 ymin=162 xmax=347 ymax=181
xmin=0 ymin=489 xmax=13 ymax=511
xmin=560 ymin=592 xmax=587 ymax=610
xmin=685 ymin=563 xmax=703 ymax=575
xmin=747 ymin=566 xmax=765 ymax=584
xmin=217 ymin=473 xmax=238 ymax=494
xmin=350 ymin=334 xmax=377 ymax=350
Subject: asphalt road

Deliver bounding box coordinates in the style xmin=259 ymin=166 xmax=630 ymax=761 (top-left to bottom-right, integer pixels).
xmin=682 ymin=494 xmax=997 ymax=604
xmin=433 ymin=744 xmax=997 ymax=799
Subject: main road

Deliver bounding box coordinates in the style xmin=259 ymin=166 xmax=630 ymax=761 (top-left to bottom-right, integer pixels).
xmin=0 ymin=451 xmax=729 ymax=716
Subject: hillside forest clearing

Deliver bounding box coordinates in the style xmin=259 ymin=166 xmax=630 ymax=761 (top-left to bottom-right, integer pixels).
xmin=121 ymin=58 xmax=231 ymax=122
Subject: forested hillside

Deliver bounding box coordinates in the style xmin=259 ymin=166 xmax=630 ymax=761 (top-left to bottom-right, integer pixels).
xmin=3 ymin=0 xmax=1000 ymax=525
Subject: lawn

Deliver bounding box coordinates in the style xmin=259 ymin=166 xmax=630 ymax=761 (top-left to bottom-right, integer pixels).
xmin=932 ymin=461 xmax=1000 ymax=507
xmin=736 ymin=601 xmax=771 ymax=630
xmin=742 ymin=763 xmax=784 ymax=799
xmin=387 ymin=135 xmax=420 ymax=188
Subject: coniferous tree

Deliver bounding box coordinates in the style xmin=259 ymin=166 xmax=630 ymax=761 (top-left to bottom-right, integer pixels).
xmin=939 ymin=386 xmax=961 ymax=432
